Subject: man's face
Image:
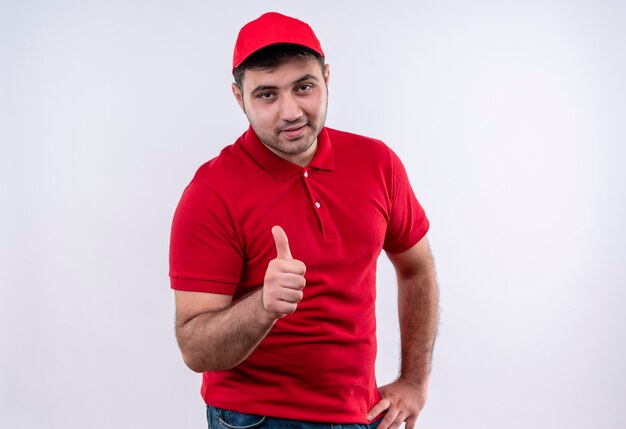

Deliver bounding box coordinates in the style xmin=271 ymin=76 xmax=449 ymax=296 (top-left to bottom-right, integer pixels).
xmin=232 ymin=57 xmax=330 ymax=166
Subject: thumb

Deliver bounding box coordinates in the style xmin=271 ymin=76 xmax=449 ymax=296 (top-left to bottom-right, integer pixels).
xmin=271 ymin=225 xmax=292 ymax=259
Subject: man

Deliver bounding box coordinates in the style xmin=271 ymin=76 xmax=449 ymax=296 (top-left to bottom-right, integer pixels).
xmin=170 ymin=12 xmax=439 ymax=429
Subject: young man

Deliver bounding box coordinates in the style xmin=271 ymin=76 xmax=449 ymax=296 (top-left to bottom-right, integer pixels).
xmin=170 ymin=12 xmax=439 ymax=429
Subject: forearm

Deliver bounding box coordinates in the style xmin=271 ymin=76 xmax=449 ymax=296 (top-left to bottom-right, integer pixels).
xmin=397 ymin=271 xmax=439 ymax=386
xmin=176 ymin=290 xmax=276 ymax=372
xmin=366 ymin=255 xmax=439 ymax=427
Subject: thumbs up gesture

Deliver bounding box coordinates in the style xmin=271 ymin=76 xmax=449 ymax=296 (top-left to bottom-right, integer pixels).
xmin=262 ymin=226 xmax=307 ymax=319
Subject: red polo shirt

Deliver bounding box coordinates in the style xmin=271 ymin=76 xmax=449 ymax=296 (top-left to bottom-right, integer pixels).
xmin=169 ymin=126 xmax=429 ymax=423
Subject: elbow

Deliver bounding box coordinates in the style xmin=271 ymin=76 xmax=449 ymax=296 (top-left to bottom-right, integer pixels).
xmin=176 ymin=323 xmax=210 ymax=373
xmin=180 ymin=350 xmax=206 ymax=373
xmin=179 ymin=348 xmax=237 ymax=373
xmin=176 ymin=334 xmax=209 ymax=372
xmin=175 ymin=318 xmax=242 ymax=372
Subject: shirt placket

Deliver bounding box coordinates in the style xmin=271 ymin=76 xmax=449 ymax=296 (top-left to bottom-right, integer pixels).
xmin=301 ymin=168 xmax=337 ymax=240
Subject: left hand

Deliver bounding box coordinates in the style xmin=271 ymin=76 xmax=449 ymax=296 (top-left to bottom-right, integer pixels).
xmin=366 ymin=379 xmax=428 ymax=429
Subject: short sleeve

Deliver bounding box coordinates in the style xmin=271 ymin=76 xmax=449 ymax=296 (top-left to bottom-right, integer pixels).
xmin=383 ymin=148 xmax=430 ymax=253
xmin=169 ymin=181 xmax=243 ymax=294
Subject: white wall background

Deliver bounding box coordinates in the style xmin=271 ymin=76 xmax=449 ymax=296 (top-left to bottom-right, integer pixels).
xmin=2 ymin=0 xmax=625 ymax=428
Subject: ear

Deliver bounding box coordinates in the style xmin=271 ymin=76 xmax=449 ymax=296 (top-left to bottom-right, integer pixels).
xmin=231 ymin=83 xmax=245 ymax=113
xmin=323 ymin=63 xmax=330 ymax=87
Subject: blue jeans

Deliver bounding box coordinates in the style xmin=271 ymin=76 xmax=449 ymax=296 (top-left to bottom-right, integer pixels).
xmin=207 ymin=405 xmax=382 ymax=429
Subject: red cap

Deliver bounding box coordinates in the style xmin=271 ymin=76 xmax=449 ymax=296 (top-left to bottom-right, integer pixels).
xmin=232 ymin=12 xmax=324 ymax=72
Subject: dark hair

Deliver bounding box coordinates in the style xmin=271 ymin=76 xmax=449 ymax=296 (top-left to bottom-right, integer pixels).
xmin=233 ymin=44 xmax=325 ymax=89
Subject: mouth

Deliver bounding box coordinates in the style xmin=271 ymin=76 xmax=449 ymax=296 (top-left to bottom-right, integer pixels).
xmin=279 ymin=124 xmax=307 ymax=139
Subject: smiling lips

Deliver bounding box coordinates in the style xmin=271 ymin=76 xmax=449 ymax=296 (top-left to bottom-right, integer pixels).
xmin=280 ymin=124 xmax=307 ymax=139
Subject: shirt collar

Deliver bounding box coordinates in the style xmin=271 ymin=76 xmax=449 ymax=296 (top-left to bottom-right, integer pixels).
xmin=240 ymin=126 xmax=335 ymax=182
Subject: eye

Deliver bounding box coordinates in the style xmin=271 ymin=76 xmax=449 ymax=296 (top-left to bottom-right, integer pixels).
xmin=257 ymin=92 xmax=275 ymax=101
xmin=296 ymin=84 xmax=313 ymax=94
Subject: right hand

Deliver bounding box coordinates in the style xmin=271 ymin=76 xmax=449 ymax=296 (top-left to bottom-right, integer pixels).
xmin=262 ymin=226 xmax=307 ymax=319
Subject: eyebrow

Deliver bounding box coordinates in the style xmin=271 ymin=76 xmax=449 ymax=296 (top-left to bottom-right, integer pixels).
xmin=250 ymin=74 xmax=320 ymax=96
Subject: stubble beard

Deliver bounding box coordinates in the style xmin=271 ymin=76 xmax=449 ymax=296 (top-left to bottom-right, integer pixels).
xmin=267 ymin=123 xmax=316 ymax=155
xmin=250 ymin=112 xmax=327 ymax=157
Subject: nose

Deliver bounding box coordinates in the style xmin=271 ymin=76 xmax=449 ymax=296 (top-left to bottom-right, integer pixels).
xmin=278 ymin=93 xmax=303 ymax=122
